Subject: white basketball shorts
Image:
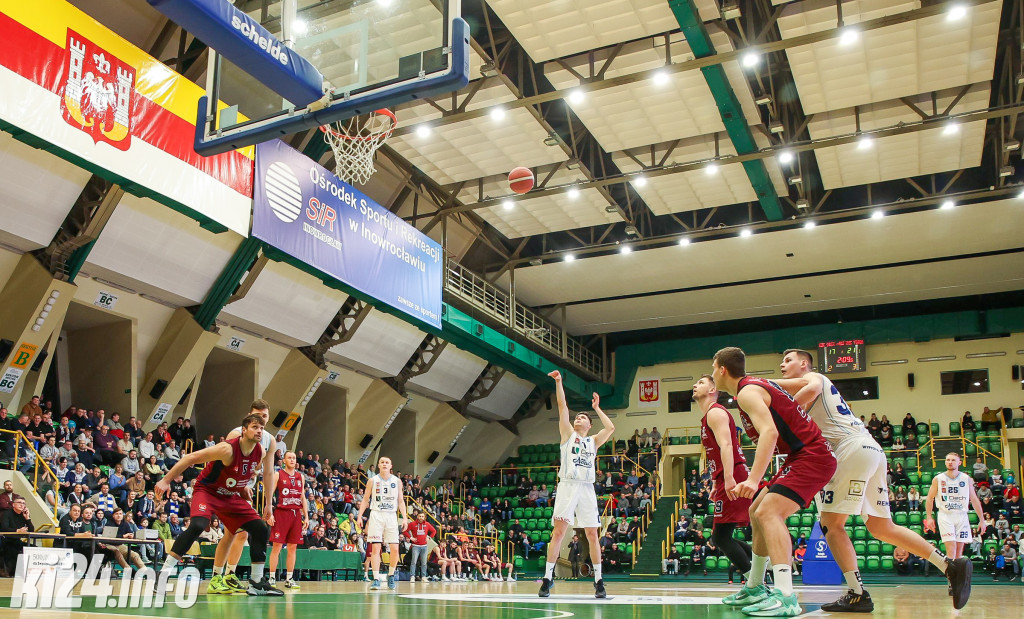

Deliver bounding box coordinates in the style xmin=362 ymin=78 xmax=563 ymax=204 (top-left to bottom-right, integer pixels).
xmin=366 ymin=510 xmax=400 ymax=545
xmin=938 ymin=511 xmax=972 ymax=543
xmin=551 ymin=480 xmax=600 ymax=529
xmin=817 ymin=434 xmax=891 ymax=519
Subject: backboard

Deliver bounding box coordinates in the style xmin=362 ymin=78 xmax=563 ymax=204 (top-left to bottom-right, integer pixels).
xmin=195 ymin=0 xmax=469 ymax=155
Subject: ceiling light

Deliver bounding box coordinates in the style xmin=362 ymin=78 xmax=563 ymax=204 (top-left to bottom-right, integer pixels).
xmin=415 ymin=125 xmax=431 ymax=138
xmin=857 ymin=135 xmax=874 ymax=150
xmin=796 ymin=198 xmax=809 ymax=209
xmin=788 ymin=175 xmax=802 ymax=185
xmin=778 ymin=150 xmax=794 ymax=164
xmin=769 ymin=121 xmax=785 ymax=134
xmin=653 ymin=70 xmax=670 ymax=86
xmin=839 ymin=28 xmax=859 ymax=46
xmin=1005 ymin=139 xmax=1020 ymax=151
xmin=755 ymin=94 xmax=772 ymax=106
xmin=1000 ymin=165 xmax=1015 ymax=177
xmin=947 ymin=4 xmax=968 ymax=22
xmin=624 ymin=225 xmax=639 ymax=236
xmin=943 ymin=121 xmax=960 ymax=135
xmin=740 ymin=229 xmax=752 ymax=238
xmin=568 ymin=89 xmax=585 ymax=104
xmin=502 ymin=199 xmax=514 ymax=211
xmin=567 ymin=187 xmax=580 ymax=199
xmin=564 ymin=254 xmax=576 ymax=262
xmin=479 ymin=62 xmax=498 ymax=77
xmin=490 ymin=107 xmax=506 ymax=121
xmin=620 ymin=245 xmax=632 ymax=254
xmin=565 ymin=158 xmax=581 ymax=170
xmin=543 ymin=134 xmax=561 ymax=146
xmin=634 ymin=175 xmax=648 ymax=187
xmin=705 ymin=163 xmax=719 ymax=176
xmin=803 ymin=220 xmax=816 ymax=229
xmin=1018 ymin=188 xmax=1024 ymax=199
xmin=741 ymin=51 xmax=761 ymax=68
xmin=678 ymin=238 xmax=690 ymax=246
xmin=941 ymin=200 xmax=955 ymax=210
xmin=292 ymin=19 xmax=308 ymax=36
xmin=871 ymin=210 xmax=884 ymax=220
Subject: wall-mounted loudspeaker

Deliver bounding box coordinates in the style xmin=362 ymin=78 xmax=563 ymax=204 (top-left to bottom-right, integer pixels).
xmin=907 ymin=373 xmax=915 ymax=389
xmin=1013 ymin=365 xmax=1021 ymax=381
xmin=149 ymin=379 xmax=168 ymax=399
xmin=30 ymin=351 xmax=48 ymax=372
xmin=272 ymin=411 xmax=289 ymax=427
xmin=177 ymin=387 xmax=192 ymax=406
xmin=0 ymin=339 xmax=13 ymax=364
xmin=427 ymin=450 xmax=440 ymax=463
xmin=358 ymin=433 xmax=373 ymax=448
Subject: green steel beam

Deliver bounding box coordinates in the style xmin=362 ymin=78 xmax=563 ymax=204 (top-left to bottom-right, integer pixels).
xmin=668 ymin=0 xmax=784 ymax=221
xmin=193 ymin=236 xmax=263 ymax=329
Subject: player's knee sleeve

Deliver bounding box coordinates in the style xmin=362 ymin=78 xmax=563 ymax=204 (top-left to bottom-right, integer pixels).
xmin=240 ymin=519 xmax=270 ymax=563
xmin=711 ymin=524 xmax=735 ymax=547
xmin=171 ymin=516 xmax=210 ymax=556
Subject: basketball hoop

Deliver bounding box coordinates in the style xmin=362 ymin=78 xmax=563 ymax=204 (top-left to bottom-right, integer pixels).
xmin=320 ymin=108 xmax=397 ymax=186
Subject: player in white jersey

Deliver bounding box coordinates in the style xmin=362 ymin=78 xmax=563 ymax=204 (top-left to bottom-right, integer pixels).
xmin=925 ymin=452 xmax=987 ymax=561
xmin=210 ymin=400 xmax=279 ymax=594
xmin=539 ymin=370 xmax=615 ymax=600
xmin=778 ymin=350 xmax=974 ymax=611
xmin=356 ymin=456 xmax=408 ymax=591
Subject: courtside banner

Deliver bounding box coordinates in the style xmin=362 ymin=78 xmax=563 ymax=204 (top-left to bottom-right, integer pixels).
xmin=253 ymin=140 xmax=443 ymax=329
xmin=0 ymin=0 xmax=253 ymax=236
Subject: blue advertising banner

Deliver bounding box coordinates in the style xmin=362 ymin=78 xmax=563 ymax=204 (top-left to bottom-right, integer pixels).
xmin=253 ymin=140 xmax=443 ymax=329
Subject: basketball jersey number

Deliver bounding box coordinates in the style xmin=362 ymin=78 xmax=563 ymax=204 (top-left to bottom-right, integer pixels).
xmin=830 ymin=385 xmax=853 ymax=416
xmin=714 ymin=500 xmax=723 ymax=514
xmin=819 ymin=490 xmax=835 ymax=505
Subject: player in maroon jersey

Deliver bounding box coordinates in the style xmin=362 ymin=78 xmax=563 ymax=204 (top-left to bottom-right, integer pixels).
xmin=712 ymin=347 xmax=836 ymax=617
xmin=155 ymin=413 xmax=282 ymax=596
xmin=694 ymin=374 xmax=753 ymax=583
xmin=268 ymin=451 xmax=308 ymax=589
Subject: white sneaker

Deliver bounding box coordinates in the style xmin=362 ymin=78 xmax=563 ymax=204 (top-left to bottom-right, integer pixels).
xmin=268 ymin=577 xmax=276 ymax=586
xmin=442 ymin=575 xmax=450 ymax=582
xmin=409 ymin=576 xmax=416 ymax=583
xmin=509 ymin=574 xmax=517 ymax=581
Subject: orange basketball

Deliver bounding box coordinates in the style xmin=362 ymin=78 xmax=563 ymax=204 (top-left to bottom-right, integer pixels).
xmin=508 ymin=167 xmax=535 ymax=194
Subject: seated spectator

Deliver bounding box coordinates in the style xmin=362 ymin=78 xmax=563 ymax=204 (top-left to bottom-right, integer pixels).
xmin=203 ymin=434 xmax=216 ymax=449
xmin=58 ymin=440 xmax=78 ymax=466
xmin=536 ymin=484 xmax=550 ymax=507
xmin=894 ymin=546 xmax=924 ymax=575
xmin=996 ymin=512 xmax=1011 ymax=539
xmin=162 ymin=440 xmax=181 ymax=467
xmin=663 ymin=545 xmax=680 ymax=575
xmin=0 ymin=479 xmax=21 ymax=513
xmin=75 ymin=427 xmax=96 ymax=468
xmin=981 ymin=406 xmax=1001 ymax=431
xmin=891 ymin=463 xmax=910 ymax=486
xmin=94 ymin=426 xmax=120 ymax=465
xmin=893 ymin=486 xmax=908 ymax=512
xmin=1007 ymin=493 xmax=1023 ymax=525
xmin=793 ymin=542 xmax=806 ymax=576
xmin=866 ymin=414 xmax=881 ymax=436
xmin=878 ymin=417 xmax=893 ymax=447
xmin=199 ymin=515 xmax=225 ymax=544
xmin=903 ymin=434 xmax=919 ymax=451
xmin=998 ymin=543 xmax=1019 ymax=581
xmin=650 ymin=426 xmax=662 ymax=447
xmin=0 ymin=496 xmax=33 ymax=576
xmin=961 ymin=411 xmax=976 ymax=432
xmin=973 ymin=457 xmax=990 ymax=483
xmin=891 ymin=436 xmax=904 ymax=451
xmin=908 ymin=486 xmax=921 ymax=511
xmin=143 ymin=455 xmax=164 ymax=486
xmin=39 ymin=436 xmax=59 ymax=467
xmin=901 ymin=412 xmax=917 ymax=436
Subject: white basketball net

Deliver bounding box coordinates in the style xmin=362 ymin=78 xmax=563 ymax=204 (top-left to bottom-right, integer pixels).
xmin=321 ymin=109 xmax=397 ymax=186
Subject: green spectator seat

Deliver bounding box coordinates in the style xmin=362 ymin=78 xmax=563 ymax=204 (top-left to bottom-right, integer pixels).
xmin=717 ymin=557 xmax=731 ymax=571
xmin=983 ymin=541 xmax=999 ymax=555
xmin=688 ymin=436 xmax=701 ymax=445
xmin=910 ymin=525 xmax=923 ymax=535
xmin=963 ymin=431 xmax=975 ymax=441
xmin=866 ymin=556 xmax=881 ymax=572
xmin=881 ymin=543 xmax=894 ymax=555
xmin=705 ymin=556 xmax=718 ymax=571
xmin=909 ymin=513 xmax=922 ymax=526
xmin=741 ymin=434 xmax=753 ymax=446
xmin=619 ymin=543 xmax=629 ymax=554
xmin=524 ymin=507 xmax=536 ymax=519
xmin=853 ymin=541 xmax=867 ymax=555
xmin=853 ymin=515 xmax=864 ymax=526
xmin=733 ymin=529 xmax=747 ymax=541
xmin=930 ymin=423 xmax=939 ymax=436
xmin=670 ymin=437 xmax=683 ymax=446
xmin=853 ymin=527 xmax=867 ymax=540
xmin=451 ymin=504 xmax=461 ymax=515
xmin=1013 ymin=419 xmax=1024 ymax=428
xmin=949 ymin=422 xmax=961 ymax=435
xmin=526 ymin=518 xmax=537 ymax=530
xmin=684 ymin=543 xmax=694 ymax=555
xmin=857 ymin=556 xmax=865 ymax=570
xmin=675 ymin=543 xmax=684 ymax=554
xmin=787 ymin=515 xmax=800 ymax=527
xmin=800 ymin=513 xmax=814 ymax=527
xmin=514 ymin=557 xmax=523 ymax=569
xmin=890 ymin=457 xmax=904 ymax=470
xmin=920 ymin=444 xmax=931 ymax=458
xmin=893 ymin=513 xmax=908 ymax=526
xmin=920 ymin=471 xmax=933 ymax=484
xmin=968 ymin=512 xmax=979 ymax=524
xmin=908 ymin=472 xmax=920 ymax=485
xmin=788 ymin=527 xmax=799 ymax=538
xmin=543 ymin=507 xmax=553 ymax=519
xmin=799 ymin=528 xmax=811 ymax=539
xmin=541 ymin=531 xmax=551 ymax=543
xmin=498 ymin=531 xmax=506 ymax=541
xmin=916 ymin=422 xmax=929 ymax=434
xmin=845 ymin=526 xmax=855 ymax=538
xmin=866 ymin=540 xmax=881 ymax=554
xmin=965 ymin=443 xmax=977 ymax=457
xmin=916 ymin=434 xmax=928 ymax=446
xmin=473 ymin=497 xmax=481 ymax=507
xmin=511 ymin=498 xmax=521 ymax=508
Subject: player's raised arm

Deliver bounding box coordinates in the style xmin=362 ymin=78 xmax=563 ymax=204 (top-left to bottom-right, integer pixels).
xmin=772 ymin=375 xmax=821 ymax=411
xmin=591 ymin=393 xmax=616 ymax=448
xmin=705 ymin=406 xmax=737 ymax=497
xmin=549 ymin=370 xmax=573 ymax=443
xmin=733 ymin=386 xmax=779 ymax=499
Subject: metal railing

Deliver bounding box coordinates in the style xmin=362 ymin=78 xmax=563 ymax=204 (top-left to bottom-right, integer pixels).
xmin=444 ymin=259 xmax=603 ymax=378
xmin=0 ymin=429 xmax=60 ymax=523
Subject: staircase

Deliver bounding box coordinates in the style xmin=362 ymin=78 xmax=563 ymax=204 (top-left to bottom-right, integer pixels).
xmin=631 ymin=495 xmax=680 ymax=576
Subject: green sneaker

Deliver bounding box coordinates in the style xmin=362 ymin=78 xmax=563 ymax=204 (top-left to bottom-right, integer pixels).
xmin=206 ymin=575 xmax=233 ymax=595
xmin=224 ymin=573 xmax=248 ymax=593
xmin=741 ymin=590 xmax=803 ymax=617
xmin=723 ymin=584 xmax=771 ymax=606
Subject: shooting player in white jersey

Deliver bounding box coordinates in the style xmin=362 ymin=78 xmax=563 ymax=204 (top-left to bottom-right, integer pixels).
xmin=539 ymin=370 xmax=615 ymax=600
xmin=925 ymin=452 xmax=987 ymax=563
xmin=356 ymin=456 xmax=409 ymax=590
xmin=777 ymin=350 xmax=974 ymax=611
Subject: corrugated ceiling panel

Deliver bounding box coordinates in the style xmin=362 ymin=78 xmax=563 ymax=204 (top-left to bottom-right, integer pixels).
xmin=326 ymin=308 xmax=426 ymax=377
xmin=467 ymin=372 xmax=535 ymax=420
xmin=407 ymin=344 xmax=488 ymax=401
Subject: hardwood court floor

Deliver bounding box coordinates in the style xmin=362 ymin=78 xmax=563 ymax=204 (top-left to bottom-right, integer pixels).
xmin=0 ymin=578 xmax=1018 ymax=618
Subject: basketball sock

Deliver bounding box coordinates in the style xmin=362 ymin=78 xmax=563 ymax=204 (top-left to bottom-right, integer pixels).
xmin=748 ymin=553 xmax=768 ymax=587
xmin=388 ymin=565 xmax=396 ymax=575
xmin=843 ymin=570 xmax=864 ymax=594
xmin=286 ymin=571 xmax=293 ymax=580
xmin=544 ymin=562 xmax=555 ymax=580
xmin=228 ymin=563 xmax=238 ymax=575
xmin=251 ymin=563 xmax=265 ymax=582
xmin=593 ymin=564 xmax=602 ymax=581
xmin=772 ymin=565 xmax=793 ymax=597
xmin=162 ymin=556 xmax=179 ymax=571
xmin=928 ymin=548 xmax=949 ymax=573
xmin=213 ymin=565 xmax=225 ymax=577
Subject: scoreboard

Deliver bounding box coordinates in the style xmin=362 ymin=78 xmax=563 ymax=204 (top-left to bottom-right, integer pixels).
xmin=817 ymin=340 xmax=866 ymax=373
